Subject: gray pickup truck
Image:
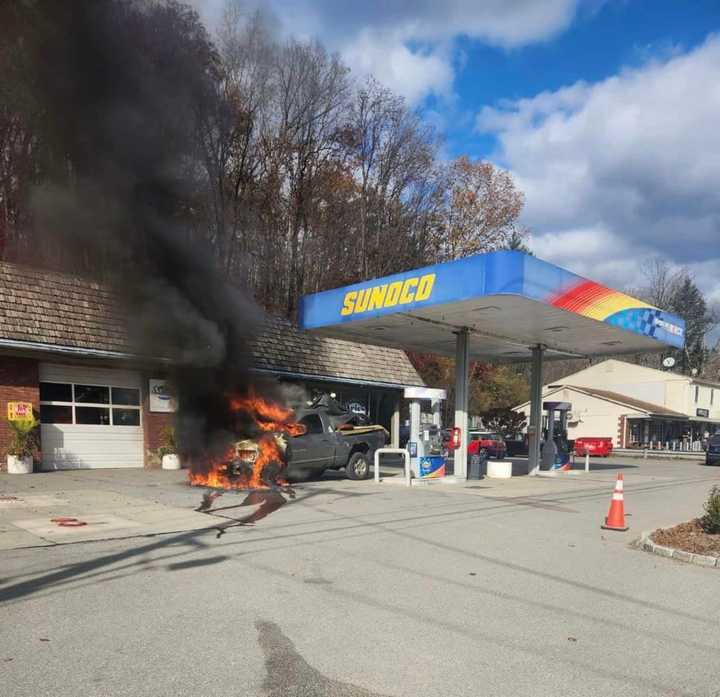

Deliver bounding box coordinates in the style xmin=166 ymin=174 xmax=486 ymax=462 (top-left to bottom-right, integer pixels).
xmin=285 ymin=398 xmax=388 ymax=481
xmin=229 ymin=396 xmax=388 ymax=483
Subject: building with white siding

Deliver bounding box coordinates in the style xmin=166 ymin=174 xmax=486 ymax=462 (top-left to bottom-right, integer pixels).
xmin=514 ymin=359 xmax=720 ymax=451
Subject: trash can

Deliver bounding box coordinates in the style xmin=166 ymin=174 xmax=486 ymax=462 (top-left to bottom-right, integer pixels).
xmin=468 ymin=449 xmax=487 ymax=480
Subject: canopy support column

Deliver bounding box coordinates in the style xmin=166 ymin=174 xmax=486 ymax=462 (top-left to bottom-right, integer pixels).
xmin=528 ymin=344 xmax=545 ymax=476
xmin=454 ymin=328 xmax=470 ymax=480
xmin=409 ymin=398 xmax=421 ymax=476
xmin=391 ymin=397 xmax=400 ymax=448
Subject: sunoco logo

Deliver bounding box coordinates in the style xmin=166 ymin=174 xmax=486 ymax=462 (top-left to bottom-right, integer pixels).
xmin=341 ymin=273 xmax=435 ymax=316
xmin=654 ymin=317 xmax=683 ymax=336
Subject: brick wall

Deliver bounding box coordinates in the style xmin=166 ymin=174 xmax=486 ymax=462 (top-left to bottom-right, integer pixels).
xmin=142 ymin=374 xmax=174 ymax=469
xmin=617 ymin=415 xmax=627 ymax=448
xmin=0 ymin=357 xmax=40 ymax=469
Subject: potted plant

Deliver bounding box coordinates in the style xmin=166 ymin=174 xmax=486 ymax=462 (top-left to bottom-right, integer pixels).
xmin=7 ymin=414 xmax=39 ymax=474
xmin=158 ymin=426 xmax=180 ymax=470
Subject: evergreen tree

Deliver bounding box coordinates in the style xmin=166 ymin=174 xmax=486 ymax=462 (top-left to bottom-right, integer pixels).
xmin=669 ymin=275 xmax=714 ymax=375
xmin=505 ymin=228 xmax=533 ymax=254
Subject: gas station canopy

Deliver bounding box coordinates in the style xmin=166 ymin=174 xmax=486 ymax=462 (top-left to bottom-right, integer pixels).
xmin=299 ymin=251 xmax=685 ymax=479
xmin=299 ymin=251 xmax=685 ymax=360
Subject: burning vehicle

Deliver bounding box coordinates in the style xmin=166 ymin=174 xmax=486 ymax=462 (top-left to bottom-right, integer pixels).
xmin=189 ymin=393 xmax=388 ymax=489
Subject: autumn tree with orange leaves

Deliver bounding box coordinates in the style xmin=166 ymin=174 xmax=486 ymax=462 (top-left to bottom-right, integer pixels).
xmin=435 ymin=155 xmax=526 ymax=261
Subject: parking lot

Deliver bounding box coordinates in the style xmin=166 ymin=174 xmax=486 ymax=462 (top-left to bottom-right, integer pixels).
xmin=2 ymin=457 xmax=720 ymax=697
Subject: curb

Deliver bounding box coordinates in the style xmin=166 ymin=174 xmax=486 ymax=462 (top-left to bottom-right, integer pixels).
xmin=639 ymin=530 xmax=719 ymax=569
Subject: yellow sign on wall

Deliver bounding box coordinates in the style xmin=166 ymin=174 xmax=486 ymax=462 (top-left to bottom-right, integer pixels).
xmin=7 ymin=401 xmax=34 ymax=422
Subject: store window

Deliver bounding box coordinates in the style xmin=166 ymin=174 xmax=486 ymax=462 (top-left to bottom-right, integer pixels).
xmin=74 ymin=384 xmax=110 ymax=404
xmin=40 ymin=382 xmax=72 ymax=402
xmin=111 ymin=387 xmax=140 ymax=406
xmin=40 ymin=382 xmax=141 ymax=426
xmin=112 ymin=408 xmax=140 ymax=426
xmin=39 ymin=404 xmax=72 ymax=424
xmin=76 ymin=406 xmax=111 ymax=425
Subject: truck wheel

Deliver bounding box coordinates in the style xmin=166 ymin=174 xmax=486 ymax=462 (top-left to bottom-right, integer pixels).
xmin=346 ymin=452 xmax=370 ymax=480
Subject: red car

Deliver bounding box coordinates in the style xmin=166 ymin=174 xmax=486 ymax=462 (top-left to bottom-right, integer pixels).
xmin=468 ymin=431 xmax=507 ymax=459
xmin=574 ymin=437 xmax=613 ymax=457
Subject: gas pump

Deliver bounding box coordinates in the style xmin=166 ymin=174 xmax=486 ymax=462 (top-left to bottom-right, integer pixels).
xmin=404 ymin=387 xmax=448 ymax=479
xmin=541 ymin=401 xmax=572 ymax=471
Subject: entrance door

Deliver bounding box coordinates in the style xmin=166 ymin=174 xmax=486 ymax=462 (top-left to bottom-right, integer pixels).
xmin=39 ymin=363 xmax=144 ymax=469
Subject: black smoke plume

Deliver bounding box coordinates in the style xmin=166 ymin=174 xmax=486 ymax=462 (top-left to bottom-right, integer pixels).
xmin=8 ymin=0 xmax=264 ymax=466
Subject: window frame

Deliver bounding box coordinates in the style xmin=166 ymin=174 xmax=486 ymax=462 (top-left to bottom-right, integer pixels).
xmin=39 ymin=381 xmax=142 ymax=426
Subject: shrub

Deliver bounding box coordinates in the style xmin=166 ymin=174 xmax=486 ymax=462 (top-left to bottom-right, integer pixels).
xmin=157 ymin=426 xmax=176 ymax=458
xmin=7 ymin=415 xmax=40 ymax=458
xmin=701 ymin=485 xmax=720 ymax=534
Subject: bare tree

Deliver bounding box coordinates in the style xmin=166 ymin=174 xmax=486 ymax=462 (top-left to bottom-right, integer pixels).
xmin=342 ymin=78 xmax=442 ymax=278
xmin=267 ymin=39 xmax=350 ymax=312
xmin=637 ymin=258 xmax=684 ymax=308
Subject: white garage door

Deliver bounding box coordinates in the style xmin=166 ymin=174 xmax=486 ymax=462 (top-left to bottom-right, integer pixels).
xmin=39 ymin=363 xmax=144 ymax=470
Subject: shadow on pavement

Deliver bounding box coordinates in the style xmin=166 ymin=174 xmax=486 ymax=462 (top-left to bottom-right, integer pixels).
xmin=2 ymin=468 xmax=715 ymax=614
xmin=165 ymin=555 xmax=228 ymax=571
xmin=569 ymin=462 xmax=639 ymax=471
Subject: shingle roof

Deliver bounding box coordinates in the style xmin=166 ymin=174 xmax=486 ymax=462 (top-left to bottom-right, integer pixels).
xmin=572 ymin=386 xmax=687 ymax=417
xmin=250 ymin=315 xmax=423 ymax=387
xmin=0 ymin=261 xmax=423 ymax=387
xmin=0 ymin=261 xmax=130 ymax=353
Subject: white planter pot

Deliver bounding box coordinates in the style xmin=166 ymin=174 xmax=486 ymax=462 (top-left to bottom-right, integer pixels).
xmin=161 ymin=454 xmax=181 ymax=470
xmin=7 ymin=455 xmax=33 ymax=474
xmin=486 ymin=460 xmax=513 ymax=479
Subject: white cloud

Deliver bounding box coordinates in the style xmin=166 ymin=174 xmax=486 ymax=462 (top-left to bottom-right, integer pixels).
xmin=341 ymin=32 xmax=454 ymax=104
xmin=478 ymin=35 xmax=720 ymax=314
xmin=196 ymin=0 xmax=584 ymax=104
xmin=273 ymin=0 xmax=580 ymax=48
xmin=292 ymin=0 xmax=582 ymax=103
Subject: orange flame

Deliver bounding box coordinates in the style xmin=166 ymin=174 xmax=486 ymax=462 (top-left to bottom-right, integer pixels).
xmin=188 ymin=390 xmax=304 ymax=490
xmin=228 ymin=393 xmax=305 ymax=436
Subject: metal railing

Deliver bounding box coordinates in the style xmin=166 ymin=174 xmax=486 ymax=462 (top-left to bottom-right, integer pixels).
xmin=373 ymin=448 xmax=411 ymax=487
xmin=629 ymin=440 xmax=708 ymax=452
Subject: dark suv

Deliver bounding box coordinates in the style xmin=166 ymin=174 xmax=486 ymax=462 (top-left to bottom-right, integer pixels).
xmin=706 ymin=435 xmax=720 ymax=466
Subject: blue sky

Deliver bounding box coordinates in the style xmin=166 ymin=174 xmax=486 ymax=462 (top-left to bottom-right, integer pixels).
xmin=446 ymin=0 xmax=720 ymax=160
xmin=194 ymin=0 xmax=720 ymax=337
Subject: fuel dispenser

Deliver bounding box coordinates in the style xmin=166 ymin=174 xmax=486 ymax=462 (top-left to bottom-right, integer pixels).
xmin=404 ymin=387 xmax=448 ymax=479
xmin=541 ymin=401 xmax=572 ymax=470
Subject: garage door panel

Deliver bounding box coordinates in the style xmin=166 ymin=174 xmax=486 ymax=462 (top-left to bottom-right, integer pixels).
xmin=41 ymin=425 xmax=143 ymax=470
xmin=40 ymin=363 xmax=144 ymax=470
xmin=39 ymin=364 xmax=141 ymax=388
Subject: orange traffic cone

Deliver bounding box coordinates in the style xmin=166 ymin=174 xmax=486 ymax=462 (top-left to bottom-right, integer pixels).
xmin=602 ymin=473 xmax=628 ymax=531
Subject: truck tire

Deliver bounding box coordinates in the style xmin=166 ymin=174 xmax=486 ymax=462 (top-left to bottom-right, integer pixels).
xmin=345 ymin=451 xmax=370 ymax=480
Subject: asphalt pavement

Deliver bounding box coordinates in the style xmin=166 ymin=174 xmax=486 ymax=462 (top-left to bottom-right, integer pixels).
xmin=2 ymin=457 xmax=719 ymax=697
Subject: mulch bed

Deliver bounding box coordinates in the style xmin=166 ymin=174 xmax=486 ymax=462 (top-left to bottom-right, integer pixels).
xmin=651 ymin=518 xmax=720 ymax=557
